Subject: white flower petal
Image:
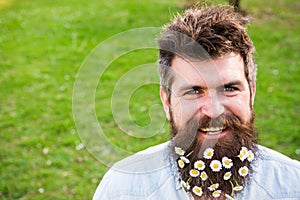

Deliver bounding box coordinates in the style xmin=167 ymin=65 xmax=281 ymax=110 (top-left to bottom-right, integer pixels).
xmin=180 ymin=156 xmax=190 ymax=164
xmin=223 ymin=171 xmax=232 ymax=180
xmin=181 ymin=180 xmax=191 ymax=190
xmin=238 ymin=166 xmax=249 ymax=177
xmin=210 ymin=160 xmax=222 ymax=172
xmin=175 ymin=147 xmax=185 ymax=156
xmin=189 ymin=169 xmax=200 ymax=177
xmin=212 ymin=190 xmax=221 ymax=197
xmin=203 ymin=148 xmax=214 ymax=159
xmin=192 ymin=186 xmax=203 ymax=197
xmin=178 ymin=159 xmax=185 ymax=168
xmin=238 ymin=147 xmax=249 ymax=162
xmin=200 ymin=171 xmax=208 ymax=181
xmin=247 ymin=150 xmax=255 ymax=162
xmin=208 ymin=183 xmax=219 ymax=191
xmin=222 ymin=157 xmax=233 ymax=169
xmin=194 ymin=160 xmax=205 ymax=170
xmin=233 ymin=185 xmax=244 ymax=191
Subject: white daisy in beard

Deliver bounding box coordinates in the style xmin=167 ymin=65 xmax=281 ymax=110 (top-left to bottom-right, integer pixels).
xmin=212 ymin=190 xmax=222 ymax=197
xmin=238 ymin=166 xmax=249 ymax=177
xmin=177 ymin=159 xmax=185 ymax=168
xmin=233 ymin=185 xmax=243 ymax=191
xmin=180 ymin=156 xmax=190 ymax=164
xmin=247 ymin=150 xmax=255 ymax=162
xmin=194 ymin=160 xmax=205 ymax=170
xmin=210 ymin=160 xmax=222 ymax=172
xmin=175 ymin=147 xmax=185 ymax=156
xmin=222 ymin=157 xmax=233 ymax=169
xmin=200 ymin=171 xmax=208 ymax=181
xmin=192 ymin=186 xmax=203 ymax=197
xmin=189 ymin=169 xmax=200 ymax=177
xmin=238 ymin=147 xmax=248 ymax=162
xmin=208 ymin=183 xmax=219 ymax=191
xmin=223 ymin=171 xmax=232 ymax=180
xmin=203 ymin=148 xmax=214 ymax=159
xmin=180 ymin=180 xmax=191 ymax=190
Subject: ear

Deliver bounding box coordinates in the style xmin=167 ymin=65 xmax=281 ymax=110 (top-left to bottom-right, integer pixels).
xmin=250 ymin=83 xmax=256 ymax=106
xmin=160 ymin=87 xmax=171 ymax=121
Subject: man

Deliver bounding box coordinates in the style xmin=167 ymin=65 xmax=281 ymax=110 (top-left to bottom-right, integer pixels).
xmin=93 ymin=5 xmax=300 ymax=200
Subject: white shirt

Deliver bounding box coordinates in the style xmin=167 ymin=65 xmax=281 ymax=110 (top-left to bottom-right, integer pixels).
xmin=93 ymin=142 xmax=300 ymax=200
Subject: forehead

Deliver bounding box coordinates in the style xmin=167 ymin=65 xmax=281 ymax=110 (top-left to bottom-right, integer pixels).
xmin=170 ymin=53 xmax=246 ymax=87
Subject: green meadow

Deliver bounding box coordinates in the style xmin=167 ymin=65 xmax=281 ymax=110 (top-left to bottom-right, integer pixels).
xmin=1 ymin=0 xmax=299 ymax=199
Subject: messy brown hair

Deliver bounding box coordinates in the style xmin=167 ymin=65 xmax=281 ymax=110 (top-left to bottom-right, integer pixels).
xmin=157 ymin=5 xmax=256 ymax=99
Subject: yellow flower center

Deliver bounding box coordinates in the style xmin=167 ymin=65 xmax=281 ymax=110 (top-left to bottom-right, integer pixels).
xmin=224 ymin=160 xmax=230 ymax=165
xmin=213 ymin=190 xmax=219 ymax=194
xmin=194 ymin=188 xmax=200 ymax=193
xmin=178 ymin=160 xmax=184 ymax=167
xmin=241 ymin=169 xmax=247 ymax=174
xmin=191 ymin=170 xmax=198 ymax=175
xmin=207 ymin=152 xmax=212 ymax=156
xmin=213 ymin=164 xmax=219 ymax=169
xmin=197 ymin=163 xmax=203 ymax=168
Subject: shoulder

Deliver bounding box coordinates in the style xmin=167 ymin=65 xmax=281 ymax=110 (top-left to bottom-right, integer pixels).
xmin=93 ymin=142 xmax=173 ymax=199
xmin=250 ymin=145 xmax=300 ymax=199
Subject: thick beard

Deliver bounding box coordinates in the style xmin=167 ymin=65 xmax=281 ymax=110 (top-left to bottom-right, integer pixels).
xmin=169 ymin=112 xmax=258 ymax=199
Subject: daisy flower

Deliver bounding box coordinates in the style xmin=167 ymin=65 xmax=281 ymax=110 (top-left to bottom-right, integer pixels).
xmin=189 ymin=169 xmax=200 ymax=177
xmin=212 ymin=190 xmax=222 ymax=198
xmin=222 ymin=157 xmax=233 ymax=169
xmin=181 ymin=180 xmax=191 ymax=190
xmin=194 ymin=160 xmax=205 ymax=171
xmin=208 ymin=183 xmax=219 ymax=191
xmin=192 ymin=186 xmax=203 ymax=197
xmin=247 ymin=150 xmax=255 ymax=162
xmin=223 ymin=171 xmax=232 ymax=180
xmin=238 ymin=147 xmax=248 ymax=162
xmin=233 ymin=185 xmax=244 ymax=191
xmin=210 ymin=160 xmax=222 ymax=172
xmin=203 ymin=148 xmax=214 ymax=159
xmin=180 ymin=156 xmax=190 ymax=164
xmin=200 ymin=171 xmax=208 ymax=181
xmin=178 ymin=159 xmax=185 ymax=169
xmin=238 ymin=166 xmax=249 ymax=177
xmin=175 ymin=147 xmax=185 ymax=156
xmin=225 ymin=194 xmax=235 ymax=200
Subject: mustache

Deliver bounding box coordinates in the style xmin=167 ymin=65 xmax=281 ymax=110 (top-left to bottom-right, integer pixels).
xmin=172 ymin=113 xmax=256 ymax=151
xmin=199 ymin=114 xmax=251 ymax=132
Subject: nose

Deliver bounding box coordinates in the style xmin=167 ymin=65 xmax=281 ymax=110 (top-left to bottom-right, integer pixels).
xmin=200 ymin=90 xmax=225 ymax=118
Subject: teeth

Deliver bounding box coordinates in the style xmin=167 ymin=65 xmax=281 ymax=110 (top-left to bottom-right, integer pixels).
xmin=206 ymin=130 xmax=222 ymax=135
xmin=200 ymin=127 xmax=225 ymax=135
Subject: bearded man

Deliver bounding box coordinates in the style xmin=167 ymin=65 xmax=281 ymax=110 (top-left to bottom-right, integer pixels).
xmin=93 ymin=5 xmax=300 ymax=200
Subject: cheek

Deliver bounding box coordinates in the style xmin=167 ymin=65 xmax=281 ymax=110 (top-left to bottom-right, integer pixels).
xmin=170 ymin=98 xmax=200 ymax=128
xmin=227 ymin=98 xmax=252 ymax=123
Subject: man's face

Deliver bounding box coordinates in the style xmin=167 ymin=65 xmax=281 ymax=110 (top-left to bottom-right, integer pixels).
xmin=161 ymin=52 xmax=257 ymax=198
xmin=161 ymin=52 xmax=256 ymax=139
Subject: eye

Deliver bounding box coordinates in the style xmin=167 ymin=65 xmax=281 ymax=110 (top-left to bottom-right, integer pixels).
xmin=222 ymin=85 xmax=239 ymax=97
xmin=182 ymin=87 xmax=204 ymax=99
xmin=185 ymin=89 xmax=200 ymax=95
xmin=224 ymin=86 xmax=238 ymax=92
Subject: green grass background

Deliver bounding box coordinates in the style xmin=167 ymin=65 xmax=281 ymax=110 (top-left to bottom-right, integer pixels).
xmin=0 ymin=0 xmax=299 ymax=199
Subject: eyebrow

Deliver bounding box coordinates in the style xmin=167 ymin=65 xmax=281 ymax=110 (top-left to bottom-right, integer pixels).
xmin=178 ymin=81 xmax=243 ymax=91
xmin=178 ymin=85 xmax=207 ymax=92
xmin=223 ymin=81 xmax=243 ymax=87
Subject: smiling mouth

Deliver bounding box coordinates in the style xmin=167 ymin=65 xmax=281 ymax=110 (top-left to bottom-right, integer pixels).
xmin=199 ymin=127 xmax=226 ymax=135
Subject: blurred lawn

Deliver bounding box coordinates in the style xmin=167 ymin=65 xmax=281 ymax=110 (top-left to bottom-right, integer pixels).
xmin=0 ymin=0 xmax=299 ymax=199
